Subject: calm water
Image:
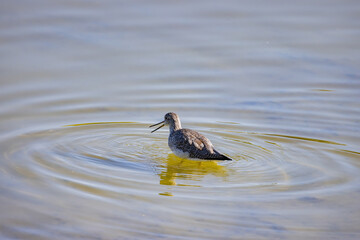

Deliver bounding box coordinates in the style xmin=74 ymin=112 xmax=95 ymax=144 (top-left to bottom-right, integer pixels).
xmin=1 ymin=0 xmax=360 ymax=239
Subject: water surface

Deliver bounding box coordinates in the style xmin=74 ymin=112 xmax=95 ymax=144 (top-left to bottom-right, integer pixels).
xmin=1 ymin=0 xmax=360 ymax=239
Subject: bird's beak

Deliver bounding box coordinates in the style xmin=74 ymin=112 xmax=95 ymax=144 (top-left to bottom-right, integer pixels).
xmin=149 ymin=120 xmax=165 ymax=133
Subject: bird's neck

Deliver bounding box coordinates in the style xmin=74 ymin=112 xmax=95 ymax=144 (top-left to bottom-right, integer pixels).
xmin=169 ymin=121 xmax=182 ymax=134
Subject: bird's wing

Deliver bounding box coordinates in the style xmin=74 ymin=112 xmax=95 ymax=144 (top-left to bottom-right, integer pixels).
xmin=174 ymin=129 xmax=215 ymax=157
xmin=172 ymin=129 xmax=231 ymax=160
xmin=185 ymin=129 xmax=214 ymax=151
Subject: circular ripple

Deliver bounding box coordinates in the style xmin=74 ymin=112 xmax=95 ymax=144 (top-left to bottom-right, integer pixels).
xmin=1 ymin=121 xmax=360 ymax=239
xmin=2 ymin=122 xmax=358 ymax=201
xmin=2 ymin=122 xmax=168 ymax=199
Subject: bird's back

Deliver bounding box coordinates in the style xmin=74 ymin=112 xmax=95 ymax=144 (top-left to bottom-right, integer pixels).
xmin=168 ymin=128 xmax=231 ymax=160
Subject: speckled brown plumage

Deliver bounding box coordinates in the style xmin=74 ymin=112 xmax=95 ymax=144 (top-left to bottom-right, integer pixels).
xmin=150 ymin=112 xmax=232 ymax=160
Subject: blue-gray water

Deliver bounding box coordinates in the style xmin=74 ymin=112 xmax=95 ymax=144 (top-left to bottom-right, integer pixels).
xmin=1 ymin=1 xmax=360 ymax=239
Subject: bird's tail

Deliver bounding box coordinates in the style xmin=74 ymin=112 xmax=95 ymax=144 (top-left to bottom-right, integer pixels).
xmin=217 ymin=154 xmax=232 ymax=161
xmin=206 ymin=151 xmax=232 ymax=161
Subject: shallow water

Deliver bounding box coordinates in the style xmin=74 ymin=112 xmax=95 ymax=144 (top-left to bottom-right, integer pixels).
xmin=1 ymin=0 xmax=360 ymax=239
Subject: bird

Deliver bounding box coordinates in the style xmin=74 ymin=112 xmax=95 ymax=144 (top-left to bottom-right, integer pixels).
xmin=150 ymin=112 xmax=232 ymax=160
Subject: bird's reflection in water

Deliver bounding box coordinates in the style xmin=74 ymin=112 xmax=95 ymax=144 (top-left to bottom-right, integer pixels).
xmin=159 ymin=154 xmax=228 ymax=186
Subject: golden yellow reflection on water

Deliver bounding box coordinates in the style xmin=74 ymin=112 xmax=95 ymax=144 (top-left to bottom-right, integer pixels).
xmin=158 ymin=154 xmax=228 ymax=187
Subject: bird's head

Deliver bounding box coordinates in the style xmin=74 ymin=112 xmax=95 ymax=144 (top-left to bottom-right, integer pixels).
xmin=150 ymin=112 xmax=181 ymax=133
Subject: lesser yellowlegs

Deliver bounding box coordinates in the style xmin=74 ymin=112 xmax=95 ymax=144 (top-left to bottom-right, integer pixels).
xmin=150 ymin=112 xmax=232 ymax=160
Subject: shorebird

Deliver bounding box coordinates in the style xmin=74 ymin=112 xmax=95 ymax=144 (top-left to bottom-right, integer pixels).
xmin=150 ymin=112 xmax=232 ymax=160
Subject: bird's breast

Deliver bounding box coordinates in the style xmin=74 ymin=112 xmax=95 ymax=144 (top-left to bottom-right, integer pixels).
xmin=170 ymin=145 xmax=190 ymax=159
